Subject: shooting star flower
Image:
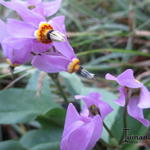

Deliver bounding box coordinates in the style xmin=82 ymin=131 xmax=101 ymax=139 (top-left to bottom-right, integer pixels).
xmin=105 ymin=69 xmax=150 ymax=127
xmin=75 ymin=92 xmax=113 ymax=119
xmin=0 ymin=0 xmax=62 ymax=18
xmin=61 ymin=103 xmax=102 ymax=150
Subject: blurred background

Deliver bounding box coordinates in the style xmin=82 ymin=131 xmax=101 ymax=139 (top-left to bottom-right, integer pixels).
xmin=0 ymin=0 xmax=150 ymax=150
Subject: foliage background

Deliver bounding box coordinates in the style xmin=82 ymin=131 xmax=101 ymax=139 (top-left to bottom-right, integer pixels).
xmin=0 ymin=0 xmax=150 ymax=150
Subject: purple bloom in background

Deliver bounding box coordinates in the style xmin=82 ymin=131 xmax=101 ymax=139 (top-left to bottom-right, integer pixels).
xmin=0 ymin=19 xmax=32 ymax=66
xmin=5 ymin=15 xmax=65 ymax=53
xmin=105 ymin=69 xmax=150 ymax=127
xmin=0 ymin=0 xmax=62 ymax=18
xmin=0 ymin=15 xmax=66 ymax=65
xmin=61 ymin=103 xmax=102 ymax=150
xmin=0 ymin=0 xmax=66 ymax=54
xmin=75 ymin=92 xmax=113 ymax=120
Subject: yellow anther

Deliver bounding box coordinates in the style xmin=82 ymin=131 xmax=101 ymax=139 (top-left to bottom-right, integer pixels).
xmin=135 ymin=80 xmax=141 ymax=83
xmin=28 ymin=5 xmax=36 ymax=9
xmin=34 ymin=22 xmax=53 ymax=44
xmin=6 ymin=59 xmax=19 ymax=67
xmin=68 ymin=58 xmax=80 ymax=73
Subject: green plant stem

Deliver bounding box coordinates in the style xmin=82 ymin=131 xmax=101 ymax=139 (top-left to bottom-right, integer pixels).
xmin=49 ymin=73 xmax=69 ymax=103
xmin=119 ymin=94 xmax=129 ymax=144
xmin=103 ymin=122 xmax=115 ymax=138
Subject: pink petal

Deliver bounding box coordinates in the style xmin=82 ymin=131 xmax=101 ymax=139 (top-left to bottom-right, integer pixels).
xmin=0 ymin=19 xmax=8 ymax=42
xmin=67 ymin=121 xmax=95 ymax=150
xmin=117 ymin=69 xmax=142 ymax=88
xmin=43 ymin=0 xmax=63 ymax=17
xmin=115 ymin=87 xmax=126 ymax=106
xmin=87 ymin=115 xmax=102 ymax=150
xmin=105 ymin=73 xmax=117 ymax=81
xmin=32 ymin=54 xmax=70 ymax=73
xmin=0 ymin=0 xmax=45 ymax=26
xmin=138 ymin=86 xmax=150 ymax=108
xmin=127 ymin=97 xmax=150 ymax=127
xmin=7 ymin=19 xmax=35 ymax=39
xmin=63 ymin=103 xmax=80 ymax=135
xmin=2 ymin=37 xmax=32 ymax=64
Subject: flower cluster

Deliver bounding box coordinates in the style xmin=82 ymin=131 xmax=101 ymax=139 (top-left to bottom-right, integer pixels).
xmin=105 ymin=69 xmax=150 ymax=127
xmin=0 ymin=0 xmax=94 ymax=78
xmin=0 ymin=1 xmax=150 ymax=149
xmin=61 ymin=69 xmax=150 ymax=149
xmin=61 ymin=92 xmax=113 ymax=150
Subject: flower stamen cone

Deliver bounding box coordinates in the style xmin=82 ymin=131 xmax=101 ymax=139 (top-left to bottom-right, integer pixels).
xmin=34 ymin=22 xmax=54 ymax=44
xmin=49 ymin=30 xmax=65 ymax=42
xmin=77 ymin=67 xmax=95 ymax=79
xmin=34 ymin=22 xmax=65 ymax=43
xmin=6 ymin=59 xmax=19 ymax=67
xmin=68 ymin=58 xmax=80 ymax=73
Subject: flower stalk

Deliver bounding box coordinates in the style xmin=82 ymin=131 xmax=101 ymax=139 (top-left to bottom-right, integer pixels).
xmin=103 ymin=122 xmax=114 ymax=138
xmin=119 ymin=88 xmax=131 ymax=144
xmin=48 ymin=73 xmax=68 ymax=103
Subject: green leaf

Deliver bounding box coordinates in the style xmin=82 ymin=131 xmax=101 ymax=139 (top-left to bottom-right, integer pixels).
xmin=0 ymin=88 xmax=59 ymax=124
xmin=37 ymin=108 xmax=66 ymax=128
xmin=26 ymin=70 xmax=52 ymax=95
xmin=60 ymin=72 xmax=84 ymax=95
xmin=31 ymin=142 xmax=59 ymax=150
xmin=20 ymin=128 xmax=62 ymax=149
xmin=111 ymin=108 xmax=150 ymax=141
xmin=0 ymin=140 xmax=27 ymax=150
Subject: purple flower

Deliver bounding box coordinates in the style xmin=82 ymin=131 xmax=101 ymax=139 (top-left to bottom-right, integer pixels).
xmin=0 ymin=0 xmax=66 ymax=55
xmin=0 ymin=19 xmax=32 ymax=66
xmin=75 ymin=92 xmax=113 ymax=120
xmin=0 ymin=15 xmax=66 ymax=65
xmin=31 ymin=41 xmax=95 ymax=79
xmin=0 ymin=0 xmax=62 ymax=18
xmin=5 ymin=15 xmax=65 ymax=52
xmin=61 ymin=103 xmax=102 ymax=150
xmin=105 ymin=69 xmax=150 ymax=127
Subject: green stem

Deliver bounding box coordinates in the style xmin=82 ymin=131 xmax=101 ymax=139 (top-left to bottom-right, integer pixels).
xmin=49 ymin=73 xmax=69 ymax=103
xmin=119 ymin=90 xmax=130 ymax=144
xmin=103 ymin=122 xmax=115 ymax=138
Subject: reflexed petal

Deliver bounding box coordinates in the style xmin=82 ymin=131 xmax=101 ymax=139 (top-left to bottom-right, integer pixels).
xmin=2 ymin=37 xmax=32 ymax=64
xmin=75 ymin=95 xmax=93 ymax=107
xmin=105 ymin=73 xmax=117 ymax=81
xmin=27 ymin=0 xmax=41 ymax=5
xmin=87 ymin=115 xmax=102 ymax=150
xmin=67 ymin=121 xmax=95 ymax=150
xmin=61 ymin=120 xmax=84 ymax=150
xmin=63 ymin=103 xmax=80 ymax=135
xmin=115 ymin=87 xmax=126 ymax=106
xmin=138 ymin=86 xmax=150 ymax=109
xmin=49 ymin=16 xmax=66 ymax=34
xmin=32 ymin=54 xmax=70 ymax=73
xmin=7 ymin=19 xmax=35 ymax=38
xmin=53 ymin=40 xmax=76 ymax=59
xmin=75 ymin=92 xmax=101 ymax=109
xmin=98 ymin=100 xmax=113 ymax=119
xmin=0 ymin=0 xmax=45 ymax=26
xmin=30 ymin=40 xmax=51 ymax=53
xmin=49 ymin=16 xmax=76 ymax=59
xmin=0 ymin=19 xmax=8 ymax=42
xmin=43 ymin=0 xmax=62 ymax=17
xmin=117 ymin=69 xmax=142 ymax=88
xmin=127 ymin=97 xmax=150 ymax=127
xmin=75 ymin=92 xmax=113 ymax=119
